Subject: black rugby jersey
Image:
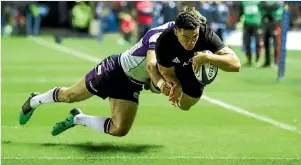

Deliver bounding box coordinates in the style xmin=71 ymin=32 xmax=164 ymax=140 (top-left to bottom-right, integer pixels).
xmin=155 ymin=24 xmax=225 ymax=68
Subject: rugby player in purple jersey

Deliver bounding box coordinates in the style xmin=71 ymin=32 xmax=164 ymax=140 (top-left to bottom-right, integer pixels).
xmin=19 ymin=21 xmax=174 ymax=137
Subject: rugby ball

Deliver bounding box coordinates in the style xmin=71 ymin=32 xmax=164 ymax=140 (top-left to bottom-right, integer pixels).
xmin=194 ymin=51 xmax=218 ymax=85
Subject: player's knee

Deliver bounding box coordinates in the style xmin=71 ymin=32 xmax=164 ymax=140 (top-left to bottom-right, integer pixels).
xmin=178 ymin=105 xmax=192 ymax=111
xmin=114 ymin=130 xmax=129 ymax=137
xmin=177 ymin=103 xmax=192 ymax=111
xmin=111 ymin=129 xmax=129 ymax=137
xmin=110 ymin=124 xmax=130 ymax=137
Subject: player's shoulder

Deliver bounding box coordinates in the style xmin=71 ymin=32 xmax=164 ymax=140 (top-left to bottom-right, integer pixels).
xmin=151 ymin=21 xmax=175 ymax=31
xmin=199 ymin=23 xmax=214 ymax=39
xmin=196 ymin=24 xmax=225 ymax=52
xmin=197 ymin=23 xmax=221 ymax=45
xmin=144 ymin=21 xmax=175 ymax=42
xmin=147 ymin=21 xmax=175 ymax=36
xmin=155 ymin=23 xmax=177 ymax=57
xmin=156 ymin=23 xmax=176 ymax=45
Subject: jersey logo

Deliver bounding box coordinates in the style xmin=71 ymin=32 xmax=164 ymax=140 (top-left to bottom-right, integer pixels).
xmin=97 ymin=65 xmax=102 ymax=75
xmin=183 ymin=58 xmax=193 ymax=67
xmin=133 ymin=92 xmax=140 ymax=99
xmin=172 ymin=57 xmax=181 ymax=63
xmin=89 ymin=81 xmax=98 ymax=93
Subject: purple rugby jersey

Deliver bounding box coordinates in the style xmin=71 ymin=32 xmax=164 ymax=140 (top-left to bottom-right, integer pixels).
xmin=120 ymin=21 xmax=175 ymax=83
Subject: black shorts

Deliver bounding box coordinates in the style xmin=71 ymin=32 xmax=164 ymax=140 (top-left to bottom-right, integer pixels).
xmin=85 ymin=54 xmax=143 ymax=103
xmin=175 ymin=65 xmax=205 ymax=98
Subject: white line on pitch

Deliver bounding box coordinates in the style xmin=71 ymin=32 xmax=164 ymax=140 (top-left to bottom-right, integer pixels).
xmin=29 ymin=37 xmax=301 ymax=135
xmin=3 ymin=77 xmax=80 ymax=84
xmin=29 ymin=37 xmax=100 ymax=63
xmin=2 ymin=156 xmax=301 ymax=160
xmin=2 ymin=126 xmax=20 ymax=129
xmin=202 ymin=96 xmax=301 ymax=135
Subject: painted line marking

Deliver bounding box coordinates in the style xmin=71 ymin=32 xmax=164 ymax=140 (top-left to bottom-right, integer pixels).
xmin=2 ymin=156 xmax=301 ymax=160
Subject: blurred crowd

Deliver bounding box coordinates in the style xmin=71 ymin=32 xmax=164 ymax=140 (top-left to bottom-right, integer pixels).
xmin=1 ymin=1 xmax=301 ymax=67
xmin=1 ymin=1 xmax=49 ymax=37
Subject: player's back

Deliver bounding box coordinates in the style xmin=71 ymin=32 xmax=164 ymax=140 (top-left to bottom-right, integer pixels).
xmin=120 ymin=21 xmax=175 ymax=84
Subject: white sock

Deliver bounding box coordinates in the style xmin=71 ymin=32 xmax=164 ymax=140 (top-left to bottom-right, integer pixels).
xmin=74 ymin=114 xmax=111 ymax=134
xmin=30 ymin=87 xmax=61 ymax=109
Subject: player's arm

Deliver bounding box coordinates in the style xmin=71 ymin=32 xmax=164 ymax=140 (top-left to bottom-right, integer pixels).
xmin=193 ymin=27 xmax=241 ymax=72
xmin=157 ymin=64 xmax=180 ymax=88
xmin=207 ymin=46 xmax=241 ymax=72
xmin=146 ymin=33 xmax=166 ymax=86
xmin=146 ymin=50 xmax=164 ymax=85
xmin=157 ymin=64 xmax=182 ymax=106
xmin=146 ymin=50 xmax=171 ymax=96
xmin=146 ymin=32 xmax=172 ymax=95
xmin=157 ymin=62 xmax=182 ymax=107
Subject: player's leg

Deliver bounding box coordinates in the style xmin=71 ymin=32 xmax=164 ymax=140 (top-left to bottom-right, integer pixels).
xmin=52 ymin=88 xmax=140 ymax=136
xmin=19 ymin=76 xmax=93 ymax=125
xmin=51 ymin=98 xmax=138 ymax=137
xmin=107 ymin=98 xmax=138 ymax=136
xmin=51 ymin=54 xmax=142 ymax=136
xmin=245 ymin=25 xmax=252 ymax=66
xmin=263 ymin=28 xmax=271 ymax=67
xmin=34 ymin=76 xmax=92 ymax=107
xmin=174 ymin=67 xmax=204 ymax=111
xmin=177 ymin=92 xmax=200 ymax=111
xmin=254 ymin=25 xmax=261 ymax=63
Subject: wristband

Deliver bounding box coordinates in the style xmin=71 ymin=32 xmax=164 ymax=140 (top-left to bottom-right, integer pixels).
xmin=156 ymin=79 xmax=165 ymax=89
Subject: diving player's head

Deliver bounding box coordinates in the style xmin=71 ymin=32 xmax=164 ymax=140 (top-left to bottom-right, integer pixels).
xmin=174 ymin=6 xmax=206 ymax=51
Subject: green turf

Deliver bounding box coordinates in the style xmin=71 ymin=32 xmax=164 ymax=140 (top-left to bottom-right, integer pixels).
xmin=2 ymin=35 xmax=301 ymax=165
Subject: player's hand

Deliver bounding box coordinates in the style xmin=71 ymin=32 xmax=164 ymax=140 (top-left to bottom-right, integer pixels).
xmin=192 ymin=51 xmax=209 ymax=73
xmin=160 ymin=81 xmax=172 ymax=96
xmin=169 ymin=84 xmax=182 ymax=106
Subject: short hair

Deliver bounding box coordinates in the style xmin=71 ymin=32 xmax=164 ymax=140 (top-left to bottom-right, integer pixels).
xmin=175 ymin=6 xmax=207 ymax=30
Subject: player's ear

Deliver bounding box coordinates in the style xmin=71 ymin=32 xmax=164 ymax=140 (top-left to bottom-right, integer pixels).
xmin=174 ymin=28 xmax=178 ymax=36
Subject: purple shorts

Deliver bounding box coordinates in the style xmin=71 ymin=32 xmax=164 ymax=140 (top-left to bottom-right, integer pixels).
xmin=85 ymin=54 xmax=143 ymax=103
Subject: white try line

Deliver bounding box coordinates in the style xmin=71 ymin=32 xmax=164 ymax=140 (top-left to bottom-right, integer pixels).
xmin=29 ymin=37 xmax=301 ymax=135
xmin=2 ymin=156 xmax=301 ymax=160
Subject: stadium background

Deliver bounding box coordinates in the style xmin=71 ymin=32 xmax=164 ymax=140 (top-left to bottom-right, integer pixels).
xmin=1 ymin=1 xmax=301 ymax=165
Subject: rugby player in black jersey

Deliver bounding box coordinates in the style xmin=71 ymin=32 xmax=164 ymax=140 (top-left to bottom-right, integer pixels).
xmin=155 ymin=6 xmax=241 ymax=110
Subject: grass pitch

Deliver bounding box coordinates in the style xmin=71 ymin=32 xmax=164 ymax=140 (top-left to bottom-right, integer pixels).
xmin=1 ymin=35 xmax=301 ymax=165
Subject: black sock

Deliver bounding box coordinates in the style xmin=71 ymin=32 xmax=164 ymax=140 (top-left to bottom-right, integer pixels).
xmin=53 ymin=87 xmax=61 ymax=102
xmin=103 ymin=118 xmax=112 ymax=134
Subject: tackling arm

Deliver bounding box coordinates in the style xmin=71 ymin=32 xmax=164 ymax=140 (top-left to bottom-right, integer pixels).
xmin=157 ymin=64 xmax=182 ymax=105
xmin=146 ymin=50 xmax=172 ymax=96
xmin=146 ymin=50 xmax=165 ymax=85
xmin=157 ymin=64 xmax=180 ymax=87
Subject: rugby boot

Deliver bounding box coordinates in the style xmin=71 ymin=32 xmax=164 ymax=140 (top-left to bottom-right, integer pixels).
xmin=19 ymin=92 xmax=40 ymax=125
xmin=51 ymin=108 xmax=82 ymax=136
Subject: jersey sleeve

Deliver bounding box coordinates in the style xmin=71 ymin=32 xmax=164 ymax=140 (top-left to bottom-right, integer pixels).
xmin=148 ymin=32 xmax=162 ymax=50
xmin=204 ymin=27 xmax=226 ymax=53
xmin=155 ymin=35 xmax=175 ymax=68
